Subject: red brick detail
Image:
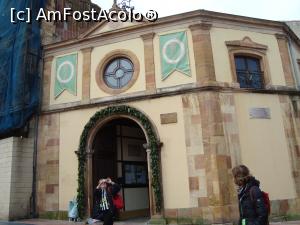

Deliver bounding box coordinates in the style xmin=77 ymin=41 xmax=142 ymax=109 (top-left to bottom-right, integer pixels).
xmin=227 ymin=156 xmax=232 ymax=169
xmin=164 ymin=209 xmax=178 ymax=218
xmin=182 ymin=97 xmax=190 ymax=108
xmin=46 ymin=160 xmax=59 ymax=165
xmin=46 ymin=138 xmax=59 ymax=147
xmin=191 ymin=115 xmax=202 ymax=124
xmin=45 ymin=184 xmax=57 ymax=194
xmin=191 ymin=207 xmax=203 ymax=217
xmin=295 ymin=145 xmax=300 ymax=157
xmin=279 ymin=200 xmax=289 ymax=214
xmin=293 ymin=171 xmax=299 ymax=178
xmin=223 ymin=113 xmax=233 ymax=123
xmin=198 ymin=197 xmax=209 ymax=207
xmin=194 ymin=155 xmax=206 ymax=170
xmin=189 ymin=177 xmax=200 ymax=191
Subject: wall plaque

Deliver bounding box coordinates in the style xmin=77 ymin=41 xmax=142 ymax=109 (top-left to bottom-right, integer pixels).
xmin=249 ymin=108 xmax=271 ymax=119
xmin=160 ymin=112 xmax=177 ymax=124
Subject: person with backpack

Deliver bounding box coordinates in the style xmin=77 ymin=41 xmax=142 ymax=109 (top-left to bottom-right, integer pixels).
xmin=88 ymin=178 xmax=121 ymax=225
xmin=232 ymin=165 xmax=270 ymax=225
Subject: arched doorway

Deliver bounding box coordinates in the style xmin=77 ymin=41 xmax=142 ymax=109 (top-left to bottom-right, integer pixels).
xmin=92 ymin=118 xmax=150 ymax=220
xmin=76 ymin=105 xmax=163 ymax=220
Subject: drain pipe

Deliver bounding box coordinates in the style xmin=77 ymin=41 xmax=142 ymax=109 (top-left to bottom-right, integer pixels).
xmin=30 ymin=50 xmax=44 ymax=218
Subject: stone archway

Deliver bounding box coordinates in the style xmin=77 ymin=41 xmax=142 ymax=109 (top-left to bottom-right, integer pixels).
xmin=76 ymin=105 xmax=163 ymax=219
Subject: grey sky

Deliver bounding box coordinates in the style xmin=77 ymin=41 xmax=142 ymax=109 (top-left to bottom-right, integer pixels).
xmin=92 ymin=0 xmax=300 ymax=21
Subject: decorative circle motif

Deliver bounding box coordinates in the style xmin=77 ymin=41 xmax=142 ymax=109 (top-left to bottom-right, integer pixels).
xmin=56 ymin=61 xmax=74 ymax=84
xmin=162 ymin=38 xmax=185 ymax=64
xmin=103 ymin=57 xmax=134 ymax=89
xmin=96 ymin=50 xmax=140 ymax=95
xmin=115 ymin=69 xmax=125 ymax=78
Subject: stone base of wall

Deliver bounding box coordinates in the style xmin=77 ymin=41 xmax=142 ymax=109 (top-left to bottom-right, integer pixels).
xmin=38 ymin=211 xmax=68 ymax=220
xmin=164 ymin=198 xmax=300 ymax=224
xmin=270 ymin=198 xmax=300 ymax=217
xmin=165 ymin=204 xmax=239 ymax=225
xmin=0 ymin=120 xmax=35 ymax=220
xmin=36 ymin=114 xmax=60 ymax=214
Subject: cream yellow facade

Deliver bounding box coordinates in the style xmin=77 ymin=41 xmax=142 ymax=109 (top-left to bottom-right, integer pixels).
xmin=38 ymin=9 xmax=300 ymax=224
xmin=58 ymin=96 xmax=190 ymax=211
xmin=234 ymin=93 xmax=296 ymax=200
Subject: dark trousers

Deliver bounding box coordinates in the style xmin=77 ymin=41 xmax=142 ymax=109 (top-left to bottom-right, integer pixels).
xmin=103 ymin=210 xmax=113 ymax=225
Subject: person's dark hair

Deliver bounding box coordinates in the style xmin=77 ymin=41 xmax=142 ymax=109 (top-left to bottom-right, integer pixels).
xmin=232 ymin=165 xmax=251 ymax=186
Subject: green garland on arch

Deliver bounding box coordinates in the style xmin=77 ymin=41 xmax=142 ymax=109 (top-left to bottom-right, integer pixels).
xmin=76 ymin=105 xmax=162 ymax=218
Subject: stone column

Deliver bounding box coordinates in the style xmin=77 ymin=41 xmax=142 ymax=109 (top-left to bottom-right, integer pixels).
xmin=42 ymin=56 xmax=54 ymax=109
xmin=36 ymin=113 xmax=60 ymax=214
xmin=275 ymin=34 xmax=295 ymax=87
xmin=143 ymin=144 xmax=155 ymax=215
xmin=189 ymin=23 xmax=216 ymax=85
xmin=198 ymin=92 xmax=236 ymax=223
xmin=146 ymin=148 xmax=155 ymax=215
xmin=81 ymin=47 xmax=93 ymax=103
xmin=86 ymin=148 xmax=94 ymax=217
xmin=141 ymin=33 xmax=156 ymax=92
xmin=279 ymin=96 xmax=300 ymax=212
xmin=143 ymin=143 xmax=166 ymax=225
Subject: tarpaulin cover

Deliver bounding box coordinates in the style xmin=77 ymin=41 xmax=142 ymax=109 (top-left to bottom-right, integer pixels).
xmin=0 ymin=0 xmax=45 ymax=135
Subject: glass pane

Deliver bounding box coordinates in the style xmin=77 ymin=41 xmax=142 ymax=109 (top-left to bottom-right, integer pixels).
xmin=237 ymin=71 xmax=248 ymax=88
xmin=247 ymin=58 xmax=260 ymax=72
xmin=235 ymin=57 xmax=246 ymax=70
xmin=103 ymin=57 xmax=134 ymax=89
xmin=120 ymin=72 xmax=133 ymax=87
xmin=120 ymin=58 xmax=133 ymax=70
xmin=251 ymin=73 xmax=263 ymax=89
xmin=104 ymin=76 xmax=118 ymax=88
xmin=105 ymin=60 xmax=118 ymax=74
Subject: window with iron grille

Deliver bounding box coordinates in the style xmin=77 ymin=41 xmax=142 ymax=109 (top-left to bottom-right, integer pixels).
xmin=234 ymin=56 xmax=264 ymax=89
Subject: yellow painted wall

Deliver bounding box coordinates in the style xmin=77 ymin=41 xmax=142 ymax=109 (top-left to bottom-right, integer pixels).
xmin=90 ymin=38 xmax=146 ymax=99
xmin=59 ymin=107 xmax=99 ymax=210
xmin=153 ymin=29 xmax=197 ymax=89
xmin=130 ymin=96 xmax=190 ymax=209
xmin=234 ymin=93 xmax=296 ymax=200
xmin=58 ymin=95 xmax=190 ymax=210
xmin=211 ymin=28 xmax=286 ymax=85
xmin=50 ymin=51 xmax=83 ymax=105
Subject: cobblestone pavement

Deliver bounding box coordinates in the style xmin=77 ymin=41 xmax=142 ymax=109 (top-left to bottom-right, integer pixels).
xmin=0 ymin=219 xmax=299 ymax=225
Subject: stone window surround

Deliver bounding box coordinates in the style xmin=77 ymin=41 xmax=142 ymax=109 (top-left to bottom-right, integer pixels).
xmin=226 ymin=36 xmax=271 ymax=88
xmin=96 ymin=50 xmax=140 ymax=95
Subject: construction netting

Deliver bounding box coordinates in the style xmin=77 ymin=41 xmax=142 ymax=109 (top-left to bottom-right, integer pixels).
xmin=0 ymin=0 xmax=45 ymax=136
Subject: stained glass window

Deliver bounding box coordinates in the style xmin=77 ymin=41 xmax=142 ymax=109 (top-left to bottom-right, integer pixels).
xmin=103 ymin=57 xmax=134 ymax=89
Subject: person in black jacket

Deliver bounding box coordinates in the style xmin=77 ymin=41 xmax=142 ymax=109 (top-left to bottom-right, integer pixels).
xmin=91 ymin=178 xmax=120 ymax=225
xmin=232 ymin=165 xmax=268 ymax=225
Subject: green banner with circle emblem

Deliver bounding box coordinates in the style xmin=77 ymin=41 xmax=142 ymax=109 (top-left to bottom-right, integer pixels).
xmin=159 ymin=31 xmax=191 ymax=80
xmin=55 ymin=53 xmax=77 ymax=98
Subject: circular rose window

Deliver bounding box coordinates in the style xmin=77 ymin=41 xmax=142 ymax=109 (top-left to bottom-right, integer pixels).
xmin=103 ymin=57 xmax=134 ymax=89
